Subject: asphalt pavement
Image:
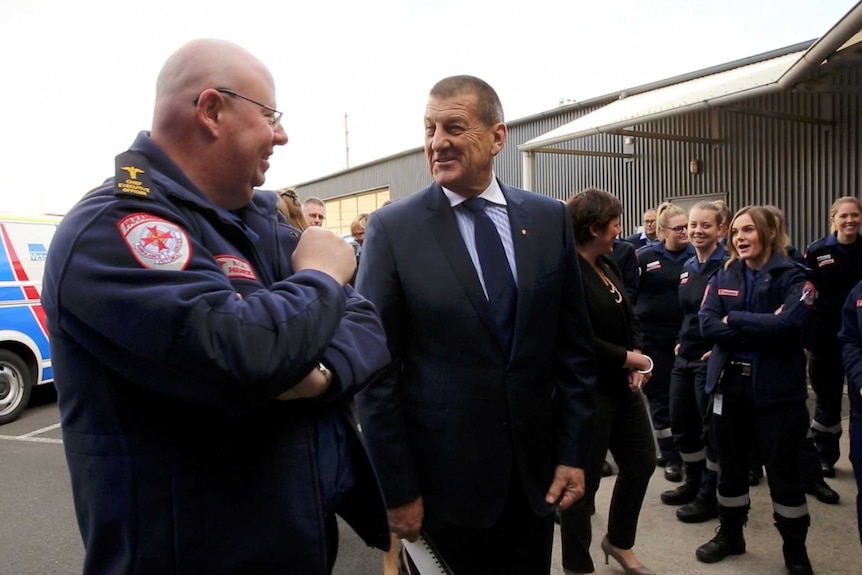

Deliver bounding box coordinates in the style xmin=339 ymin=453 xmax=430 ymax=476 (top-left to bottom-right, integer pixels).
xmin=1 ymin=387 xmax=859 ymax=575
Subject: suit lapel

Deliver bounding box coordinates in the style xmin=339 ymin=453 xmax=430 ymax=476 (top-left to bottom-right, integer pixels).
xmin=424 ymin=184 xmax=508 ymax=356
xmin=501 ymin=184 xmax=536 ymax=354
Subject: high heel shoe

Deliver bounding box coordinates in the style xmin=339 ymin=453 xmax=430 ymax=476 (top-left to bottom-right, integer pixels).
xmin=600 ymin=535 xmax=655 ymax=575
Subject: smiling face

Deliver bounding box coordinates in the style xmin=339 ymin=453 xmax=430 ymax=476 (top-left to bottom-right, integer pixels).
xmin=663 ymin=214 xmax=690 ymax=251
xmin=424 ymin=92 xmax=507 ymax=197
xmin=687 ymin=207 xmax=722 ymax=255
xmin=593 ymin=216 xmax=621 ymax=255
xmin=731 ymin=213 xmax=773 ymax=270
xmin=831 ymin=199 xmax=862 ymax=243
xmin=220 ymin=84 xmax=288 ymax=205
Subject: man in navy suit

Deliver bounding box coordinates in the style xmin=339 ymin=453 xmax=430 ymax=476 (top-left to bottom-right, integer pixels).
xmin=356 ymin=75 xmax=597 ymax=574
xmin=624 ymin=208 xmax=657 ymax=248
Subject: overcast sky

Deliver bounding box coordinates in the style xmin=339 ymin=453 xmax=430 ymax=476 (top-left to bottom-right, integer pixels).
xmin=0 ymin=0 xmax=856 ymax=214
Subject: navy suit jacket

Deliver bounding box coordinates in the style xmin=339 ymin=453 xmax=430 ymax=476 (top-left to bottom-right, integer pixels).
xmin=355 ymin=181 xmax=596 ymax=528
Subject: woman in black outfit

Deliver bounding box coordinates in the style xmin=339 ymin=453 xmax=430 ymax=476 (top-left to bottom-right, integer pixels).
xmin=560 ymin=188 xmax=655 ymax=575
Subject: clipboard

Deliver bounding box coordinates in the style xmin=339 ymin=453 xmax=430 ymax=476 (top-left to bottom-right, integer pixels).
xmin=400 ymin=531 xmax=455 ymax=575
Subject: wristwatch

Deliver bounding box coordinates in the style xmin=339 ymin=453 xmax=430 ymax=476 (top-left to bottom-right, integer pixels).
xmin=317 ymin=362 xmax=333 ymax=384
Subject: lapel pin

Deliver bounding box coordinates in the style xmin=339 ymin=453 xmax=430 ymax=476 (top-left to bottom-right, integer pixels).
xmin=521 ymin=229 xmax=527 ymax=235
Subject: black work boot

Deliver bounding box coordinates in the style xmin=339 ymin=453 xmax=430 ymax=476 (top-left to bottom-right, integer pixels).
xmin=677 ymin=496 xmax=718 ymax=523
xmin=775 ymin=515 xmax=814 ymax=575
xmin=695 ymin=505 xmax=747 ymax=563
xmin=661 ymin=461 xmax=702 ymax=505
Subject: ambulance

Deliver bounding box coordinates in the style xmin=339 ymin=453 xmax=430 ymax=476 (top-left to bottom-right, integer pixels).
xmin=0 ymin=214 xmax=60 ymax=424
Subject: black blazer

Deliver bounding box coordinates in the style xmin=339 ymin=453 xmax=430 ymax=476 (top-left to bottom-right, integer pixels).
xmin=355 ymin=181 xmax=596 ymax=528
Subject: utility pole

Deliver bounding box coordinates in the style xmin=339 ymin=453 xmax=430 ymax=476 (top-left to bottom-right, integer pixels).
xmin=344 ymin=112 xmax=350 ymax=169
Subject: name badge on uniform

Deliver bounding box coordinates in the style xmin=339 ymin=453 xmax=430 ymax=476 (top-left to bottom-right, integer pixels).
xmin=713 ymin=393 xmax=723 ymax=416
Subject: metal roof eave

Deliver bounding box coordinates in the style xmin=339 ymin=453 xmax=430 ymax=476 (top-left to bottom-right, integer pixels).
xmin=518 ymin=49 xmax=806 ymax=152
xmin=519 ymin=1 xmax=862 ymax=154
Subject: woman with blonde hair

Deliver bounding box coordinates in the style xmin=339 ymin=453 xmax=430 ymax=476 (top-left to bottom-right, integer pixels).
xmin=662 ymin=201 xmax=727 ymax=523
xmin=804 ymin=197 xmax=862 ymax=476
xmin=634 ymin=202 xmax=693 ymax=483
xmin=275 ymin=188 xmax=309 ymax=231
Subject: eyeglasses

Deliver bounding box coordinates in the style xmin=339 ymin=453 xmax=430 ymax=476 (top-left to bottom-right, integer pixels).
xmin=664 ymin=225 xmax=688 ymax=235
xmin=194 ymin=88 xmax=283 ymax=128
xmin=277 ymin=189 xmax=298 ymax=201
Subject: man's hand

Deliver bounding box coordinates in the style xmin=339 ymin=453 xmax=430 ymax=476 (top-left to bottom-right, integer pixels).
xmin=387 ymin=497 xmax=423 ymax=542
xmin=544 ymin=465 xmax=585 ymax=510
xmin=291 ymin=226 xmax=356 ymax=286
xmin=276 ymin=367 xmax=331 ymax=400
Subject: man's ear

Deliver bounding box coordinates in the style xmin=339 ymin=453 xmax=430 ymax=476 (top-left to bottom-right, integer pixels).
xmin=490 ymin=122 xmax=507 ymax=157
xmin=194 ymin=89 xmax=224 ymax=137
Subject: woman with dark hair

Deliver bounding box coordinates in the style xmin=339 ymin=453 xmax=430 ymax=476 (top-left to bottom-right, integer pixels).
xmin=634 ymin=202 xmax=694 ymax=482
xmin=560 ymin=188 xmax=655 ymax=575
xmin=696 ymin=206 xmax=815 ymax=574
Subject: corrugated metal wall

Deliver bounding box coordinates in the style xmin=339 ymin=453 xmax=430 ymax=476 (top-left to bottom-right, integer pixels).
xmin=296 ymin=63 xmax=860 ymax=250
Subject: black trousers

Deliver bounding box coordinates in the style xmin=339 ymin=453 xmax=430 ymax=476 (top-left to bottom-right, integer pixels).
xmin=420 ymin=467 xmax=554 ymax=575
xmin=809 ymin=340 xmax=845 ymax=465
xmin=642 ymin=330 xmax=680 ymax=464
xmin=711 ymin=369 xmax=809 ymax=518
xmin=670 ymin=356 xmax=717 ymax=497
xmin=560 ymin=390 xmax=655 ymax=573
xmin=669 ymin=356 xmax=713 ymax=458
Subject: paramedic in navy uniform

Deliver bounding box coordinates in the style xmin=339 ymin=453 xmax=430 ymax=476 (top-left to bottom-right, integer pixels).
xmin=838 ymin=278 xmax=862 ymax=549
xmin=695 ymin=206 xmax=816 ymax=575
xmin=634 ymin=202 xmax=694 ymax=482
xmin=804 ymin=196 xmax=862 ymax=477
xmin=41 ymin=39 xmax=391 ymax=575
xmin=662 ymin=201 xmax=727 ymax=523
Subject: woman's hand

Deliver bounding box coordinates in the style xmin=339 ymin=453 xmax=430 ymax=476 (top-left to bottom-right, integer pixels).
xmin=628 ymin=369 xmax=647 ymax=392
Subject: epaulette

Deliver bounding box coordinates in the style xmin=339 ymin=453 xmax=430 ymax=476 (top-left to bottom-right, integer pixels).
xmin=114 ymin=150 xmax=154 ymax=200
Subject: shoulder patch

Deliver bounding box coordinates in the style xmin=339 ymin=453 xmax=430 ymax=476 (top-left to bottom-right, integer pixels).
xmin=117 ymin=213 xmax=191 ymax=271
xmin=856 ymin=299 xmax=862 ymax=307
xmin=115 ymin=151 xmax=154 ymax=199
xmin=215 ymin=255 xmax=258 ymax=281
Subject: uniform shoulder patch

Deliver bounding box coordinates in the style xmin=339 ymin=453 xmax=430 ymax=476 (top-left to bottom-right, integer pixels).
xmin=215 ymin=255 xmax=258 ymax=281
xmin=117 ymin=213 xmax=191 ymax=271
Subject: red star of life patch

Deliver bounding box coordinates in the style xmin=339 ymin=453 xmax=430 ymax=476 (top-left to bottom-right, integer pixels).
xmin=117 ymin=213 xmax=191 ymax=271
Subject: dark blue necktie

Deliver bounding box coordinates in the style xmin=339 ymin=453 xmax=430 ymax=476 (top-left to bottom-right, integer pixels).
xmin=463 ymin=197 xmax=517 ymax=352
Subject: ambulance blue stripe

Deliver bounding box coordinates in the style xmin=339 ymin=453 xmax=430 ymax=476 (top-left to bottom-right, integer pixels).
xmin=0 ymin=246 xmax=13 ymax=280
xmin=1 ymin=305 xmax=50 ymax=365
xmin=0 ymin=286 xmax=27 ymax=302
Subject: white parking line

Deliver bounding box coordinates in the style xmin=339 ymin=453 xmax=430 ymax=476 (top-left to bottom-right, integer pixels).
xmin=0 ymin=422 xmax=64 ymax=444
xmin=21 ymin=422 xmax=62 ymax=437
xmin=0 ymin=434 xmax=63 ymax=444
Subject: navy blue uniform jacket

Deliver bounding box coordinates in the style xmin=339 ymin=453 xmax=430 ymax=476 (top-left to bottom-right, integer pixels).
xmin=699 ymin=254 xmax=814 ymax=406
xmin=355 ymin=182 xmax=596 ymax=528
xmin=41 ymin=132 xmax=391 ymax=575
xmin=837 ymin=282 xmax=862 ymax=424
